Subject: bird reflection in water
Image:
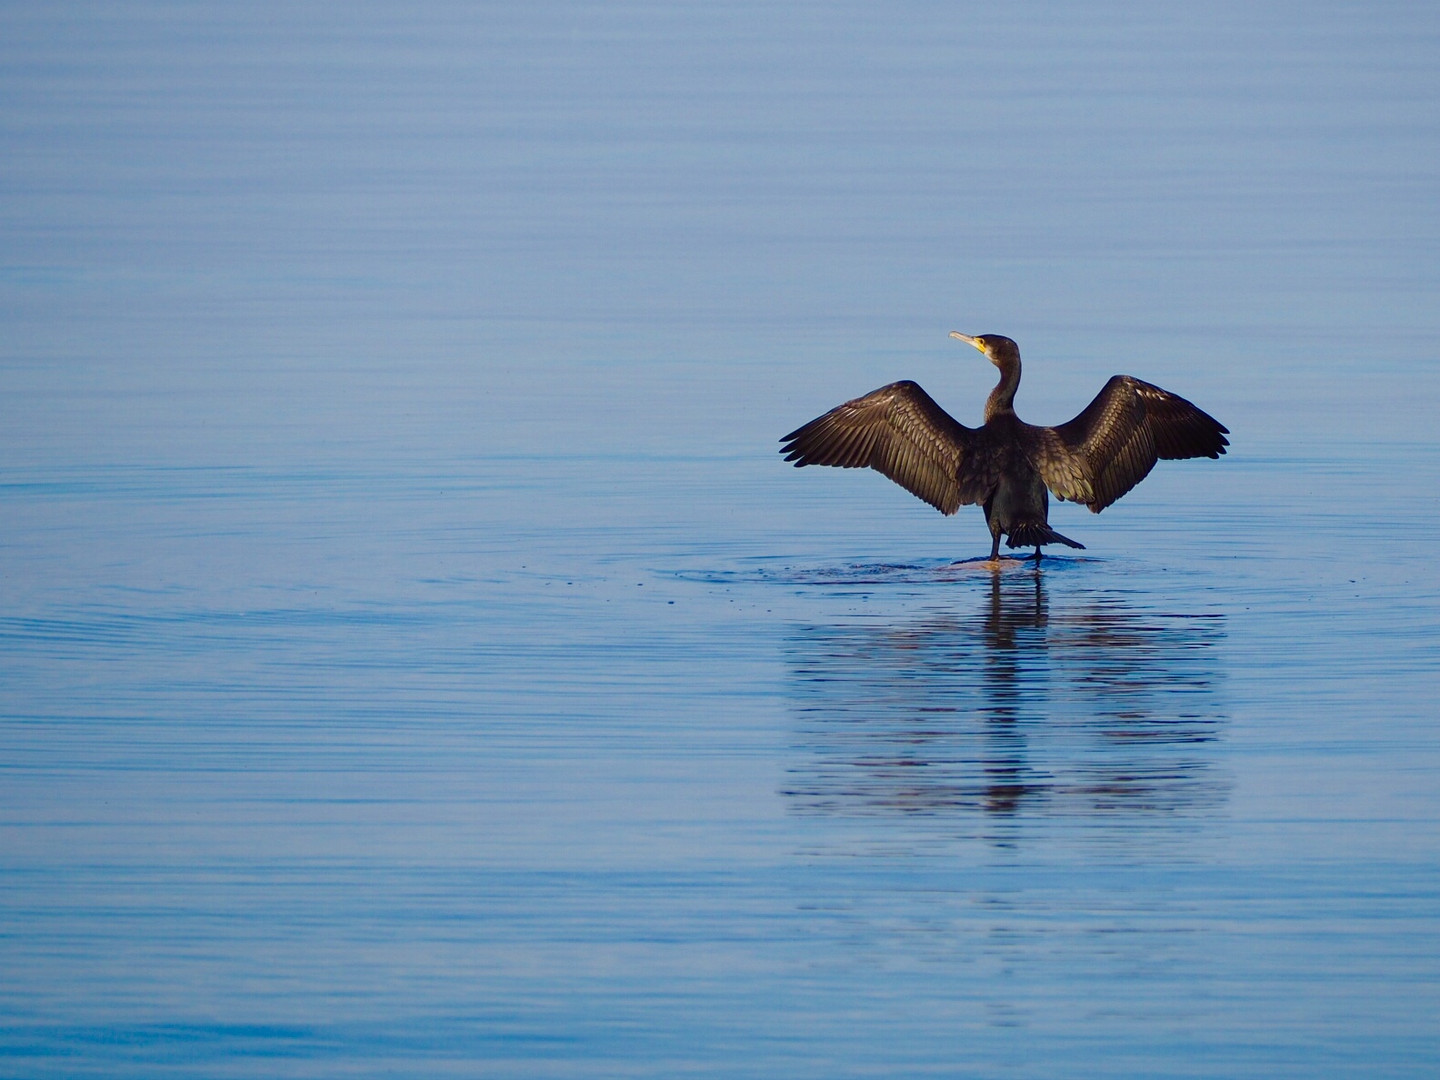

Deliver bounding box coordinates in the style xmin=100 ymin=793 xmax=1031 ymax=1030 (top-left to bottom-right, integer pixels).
xmin=782 ymin=570 xmax=1228 ymax=833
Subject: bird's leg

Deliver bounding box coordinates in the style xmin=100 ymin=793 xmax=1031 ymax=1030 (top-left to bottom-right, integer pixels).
xmin=1033 ymin=546 xmax=1042 ymax=564
xmin=989 ymin=533 xmax=1001 ymax=562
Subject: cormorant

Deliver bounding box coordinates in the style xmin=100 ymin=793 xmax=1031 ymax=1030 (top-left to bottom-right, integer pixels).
xmin=779 ymin=332 xmax=1229 ymax=561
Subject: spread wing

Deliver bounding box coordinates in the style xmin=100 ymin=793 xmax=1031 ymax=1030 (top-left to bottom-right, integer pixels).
xmin=1023 ymin=376 xmax=1229 ymax=512
xmin=779 ymin=381 xmax=1000 ymax=515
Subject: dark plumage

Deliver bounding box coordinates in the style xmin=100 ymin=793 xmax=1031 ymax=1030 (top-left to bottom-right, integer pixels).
xmin=779 ymin=332 xmax=1229 ymax=561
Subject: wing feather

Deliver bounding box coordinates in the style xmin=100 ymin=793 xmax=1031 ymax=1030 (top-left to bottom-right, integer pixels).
xmin=1023 ymin=375 xmax=1229 ymax=512
xmin=780 ymin=381 xmax=995 ymax=515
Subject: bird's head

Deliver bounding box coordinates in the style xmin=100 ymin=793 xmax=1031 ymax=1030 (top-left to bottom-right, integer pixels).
xmin=950 ymin=332 xmax=1020 ymax=367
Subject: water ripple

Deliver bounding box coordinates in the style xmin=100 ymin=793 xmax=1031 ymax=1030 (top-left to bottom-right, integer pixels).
xmin=782 ymin=573 xmax=1228 ymax=828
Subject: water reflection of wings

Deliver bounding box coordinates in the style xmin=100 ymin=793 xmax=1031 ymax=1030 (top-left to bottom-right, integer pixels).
xmin=782 ymin=572 xmax=1228 ymax=824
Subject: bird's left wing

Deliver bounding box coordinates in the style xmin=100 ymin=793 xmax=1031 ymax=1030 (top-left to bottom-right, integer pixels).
xmin=780 ymin=380 xmax=996 ymax=515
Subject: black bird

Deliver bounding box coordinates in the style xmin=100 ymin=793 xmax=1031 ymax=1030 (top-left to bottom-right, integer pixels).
xmin=779 ymin=332 xmax=1229 ymax=561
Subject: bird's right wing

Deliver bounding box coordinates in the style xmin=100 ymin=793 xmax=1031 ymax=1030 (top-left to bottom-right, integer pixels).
xmin=779 ymin=381 xmax=998 ymax=515
xmin=1024 ymin=375 xmax=1230 ymax=512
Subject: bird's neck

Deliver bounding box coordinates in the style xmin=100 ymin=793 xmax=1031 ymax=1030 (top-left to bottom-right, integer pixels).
xmin=984 ymin=357 xmax=1020 ymax=421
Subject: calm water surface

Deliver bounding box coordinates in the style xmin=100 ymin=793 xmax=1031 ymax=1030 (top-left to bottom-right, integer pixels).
xmin=3 ymin=2 xmax=1439 ymax=1077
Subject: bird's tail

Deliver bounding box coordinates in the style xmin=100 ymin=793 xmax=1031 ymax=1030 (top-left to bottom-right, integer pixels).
xmin=1006 ymin=523 xmax=1085 ymax=550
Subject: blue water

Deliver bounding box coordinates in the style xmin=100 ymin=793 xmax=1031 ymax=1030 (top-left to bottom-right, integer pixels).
xmin=3 ymin=2 xmax=1439 ymax=1077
